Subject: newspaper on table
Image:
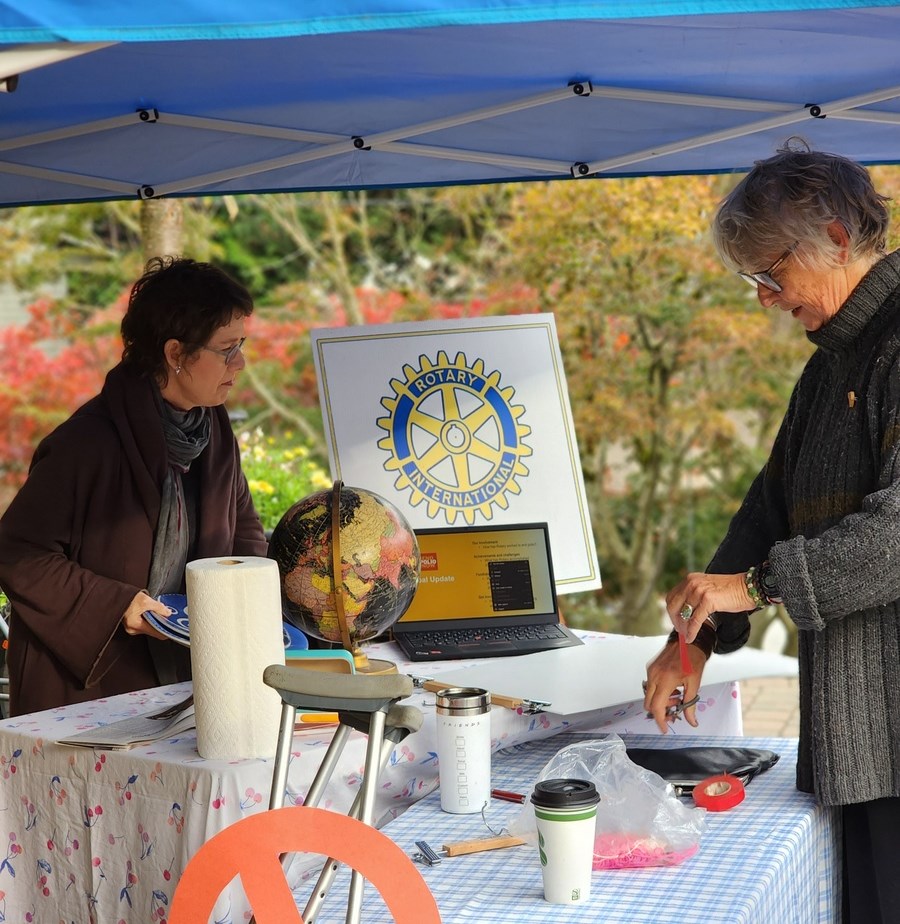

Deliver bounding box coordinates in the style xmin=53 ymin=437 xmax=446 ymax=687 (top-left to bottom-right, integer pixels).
xmin=57 ymin=695 xmax=195 ymax=750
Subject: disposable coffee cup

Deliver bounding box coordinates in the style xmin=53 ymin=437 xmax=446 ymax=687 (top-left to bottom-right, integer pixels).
xmin=435 ymin=687 xmax=491 ymax=814
xmin=530 ymin=778 xmax=599 ymax=904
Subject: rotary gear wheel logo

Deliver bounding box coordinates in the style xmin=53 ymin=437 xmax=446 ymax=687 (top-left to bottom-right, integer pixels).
xmin=376 ymin=351 xmax=532 ymax=525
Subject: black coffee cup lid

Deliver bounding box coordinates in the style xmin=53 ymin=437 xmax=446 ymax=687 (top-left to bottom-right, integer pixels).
xmin=531 ymin=778 xmax=600 ymax=809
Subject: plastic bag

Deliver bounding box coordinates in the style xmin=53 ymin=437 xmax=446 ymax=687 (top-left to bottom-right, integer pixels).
xmin=508 ymin=735 xmax=706 ymax=870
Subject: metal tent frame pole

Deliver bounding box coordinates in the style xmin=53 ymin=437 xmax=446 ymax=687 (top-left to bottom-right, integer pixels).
xmin=1 ymin=63 xmax=900 ymax=197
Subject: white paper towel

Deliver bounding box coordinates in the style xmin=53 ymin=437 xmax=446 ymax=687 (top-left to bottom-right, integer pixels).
xmin=186 ymin=556 xmax=285 ymax=759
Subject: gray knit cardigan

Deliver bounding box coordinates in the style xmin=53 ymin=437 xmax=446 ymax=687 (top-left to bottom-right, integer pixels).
xmin=707 ymin=249 xmax=900 ymax=806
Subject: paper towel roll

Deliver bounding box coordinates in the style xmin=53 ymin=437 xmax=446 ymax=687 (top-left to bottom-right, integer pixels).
xmin=186 ymin=556 xmax=285 ymax=759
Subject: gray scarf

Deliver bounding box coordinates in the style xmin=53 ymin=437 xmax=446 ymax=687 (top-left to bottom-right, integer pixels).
xmin=145 ymin=397 xmax=210 ymax=686
xmin=147 ymin=400 xmax=211 ymax=597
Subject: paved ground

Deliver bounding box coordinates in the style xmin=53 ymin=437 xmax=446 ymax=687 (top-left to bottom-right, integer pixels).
xmin=739 ymin=675 xmax=800 ymax=738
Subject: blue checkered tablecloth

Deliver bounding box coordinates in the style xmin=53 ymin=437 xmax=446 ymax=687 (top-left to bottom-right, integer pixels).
xmin=354 ymin=733 xmax=840 ymax=924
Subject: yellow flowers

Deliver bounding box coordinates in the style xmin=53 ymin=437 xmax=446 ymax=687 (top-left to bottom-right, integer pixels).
xmin=310 ymin=471 xmax=332 ymax=490
xmin=237 ymin=428 xmax=331 ymax=531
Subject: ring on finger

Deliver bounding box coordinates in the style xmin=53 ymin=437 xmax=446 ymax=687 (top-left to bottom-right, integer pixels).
xmin=679 ymin=603 xmax=694 ymax=621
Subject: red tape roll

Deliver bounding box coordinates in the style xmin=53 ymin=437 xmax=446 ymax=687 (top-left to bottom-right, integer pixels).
xmin=693 ymin=774 xmax=745 ymax=812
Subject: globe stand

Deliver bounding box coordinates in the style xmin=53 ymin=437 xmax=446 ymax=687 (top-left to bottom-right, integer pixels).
xmin=330 ymin=481 xmax=401 ymax=677
xmin=353 ymin=656 xmax=398 ymax=677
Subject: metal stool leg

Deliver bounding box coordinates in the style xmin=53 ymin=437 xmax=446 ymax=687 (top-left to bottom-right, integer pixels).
xmin=303 ymin=710 xmax=391 ymax=924
xmin=346 ymin=709 xmax=386 ymax=923
xmin=301 ymin=707 xmax=424 ymax=924
xmin=268 ymin=702 xmax=296 ymax=810
xmin=270 ymin=706 xmax=355 ymax=812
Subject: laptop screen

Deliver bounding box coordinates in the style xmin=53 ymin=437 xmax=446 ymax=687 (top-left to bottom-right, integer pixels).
xmin=395 ymin=522 xmax=558 ymax=630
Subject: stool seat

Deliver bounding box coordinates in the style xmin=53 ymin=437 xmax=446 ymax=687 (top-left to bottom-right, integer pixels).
xmin=262 ymin=663 xmax=413 ymax=713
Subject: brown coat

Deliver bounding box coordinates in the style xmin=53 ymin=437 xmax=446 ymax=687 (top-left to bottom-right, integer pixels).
xmin=0 ymin=362 xmax=267 ymax=715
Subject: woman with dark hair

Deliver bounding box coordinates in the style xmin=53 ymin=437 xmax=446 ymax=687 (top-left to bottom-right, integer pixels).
xmin=0 ymin=257 xmax=267 ymax=715
xmin=644 ymin=142 xmax=900 ymax=921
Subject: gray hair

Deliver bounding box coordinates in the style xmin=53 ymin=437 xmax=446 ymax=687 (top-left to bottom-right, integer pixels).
xmin=712 ymin=139 xmax=890 ymax=274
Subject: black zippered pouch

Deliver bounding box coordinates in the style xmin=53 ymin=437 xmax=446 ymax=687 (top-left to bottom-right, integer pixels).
xmin=625 ymin=746 xmax=780 ymax=795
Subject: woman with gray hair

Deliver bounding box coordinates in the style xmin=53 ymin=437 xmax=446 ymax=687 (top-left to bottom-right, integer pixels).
xmin=644 ymin=141 xmax=900 ymax=922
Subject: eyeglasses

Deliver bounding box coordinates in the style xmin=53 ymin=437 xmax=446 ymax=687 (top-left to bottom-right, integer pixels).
xmin=738 ymin=245 xmax=796 ymax=293
xmin=202 ymin=336 xmax=246 ymax=365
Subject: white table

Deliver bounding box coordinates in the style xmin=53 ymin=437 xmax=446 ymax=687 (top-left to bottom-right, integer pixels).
xmin=0 ymin=632 xmax=742 ymax=923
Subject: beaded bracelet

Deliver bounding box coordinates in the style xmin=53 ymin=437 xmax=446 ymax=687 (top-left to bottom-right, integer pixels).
xmin=757 ymin=559 xmax=783 ymax=605
xmin=744 ymin=566 xmax=765 ymax=611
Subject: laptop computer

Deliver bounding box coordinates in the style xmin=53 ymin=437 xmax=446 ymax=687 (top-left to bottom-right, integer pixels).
xmin=391 ymin=522 xmax=583 ymax=661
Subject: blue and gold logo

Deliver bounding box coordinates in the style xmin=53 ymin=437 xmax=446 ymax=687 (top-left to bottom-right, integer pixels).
xmin=377 ymin=351 xmax=532 ymax=524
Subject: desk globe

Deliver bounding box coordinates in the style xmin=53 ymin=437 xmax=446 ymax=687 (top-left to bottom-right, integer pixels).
xmin=268 ymin=481 xmax=420 ymax=671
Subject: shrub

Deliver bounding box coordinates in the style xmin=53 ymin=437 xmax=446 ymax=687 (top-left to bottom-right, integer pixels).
xmin=237 ymin=429 xmax=332 ymax=532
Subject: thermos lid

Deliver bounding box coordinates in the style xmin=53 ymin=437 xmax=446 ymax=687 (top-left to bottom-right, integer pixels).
xmin=531 ymin=778 xmax=600 ymax=809
xmin=434 ymin=686 xmax=491 ymax=714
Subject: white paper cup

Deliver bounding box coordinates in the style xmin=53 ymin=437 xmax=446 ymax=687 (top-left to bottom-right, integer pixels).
xmin=531 ymin=778 xmax=599 ymax=904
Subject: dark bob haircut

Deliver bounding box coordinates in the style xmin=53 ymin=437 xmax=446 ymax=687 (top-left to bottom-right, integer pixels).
xmin=121 ymin=256 xmax=253 ymax=382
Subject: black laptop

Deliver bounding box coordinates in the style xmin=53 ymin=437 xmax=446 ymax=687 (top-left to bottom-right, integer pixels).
xmin=392 ymin=522 xmax=583 ymax=661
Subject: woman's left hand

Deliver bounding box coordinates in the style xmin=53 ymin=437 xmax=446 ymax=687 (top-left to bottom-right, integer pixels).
xmin=122 ymin=591 xmax=169 ymax=640
xmin=665 ymin=572 xmax=755 ymax=643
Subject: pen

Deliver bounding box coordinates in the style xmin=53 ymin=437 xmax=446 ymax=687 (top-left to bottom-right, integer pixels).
xmin=491 ymin=788 xmax=526 ymax=803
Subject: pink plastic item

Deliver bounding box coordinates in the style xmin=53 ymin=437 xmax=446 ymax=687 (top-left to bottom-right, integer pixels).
xmin=593 ymin=833 xmax=699 ymax=870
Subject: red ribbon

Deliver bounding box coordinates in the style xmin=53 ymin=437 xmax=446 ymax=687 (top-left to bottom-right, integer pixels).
xmin=678 ymin=631 xmax=692 ymax=675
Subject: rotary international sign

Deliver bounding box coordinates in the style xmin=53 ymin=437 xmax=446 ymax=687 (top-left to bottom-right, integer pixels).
xmin=311 ymin=314 xmax=600 ymax=594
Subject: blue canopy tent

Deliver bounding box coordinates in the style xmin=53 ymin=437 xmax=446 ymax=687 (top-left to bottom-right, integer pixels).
xmin=0 ymin=1 xmax=899 ymax=205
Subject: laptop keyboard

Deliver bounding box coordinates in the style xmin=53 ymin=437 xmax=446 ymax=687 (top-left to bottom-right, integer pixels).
xmin=407 ymin=624 xmax=570 ymax=647
xmin=394 ymin=622 xmax=583 ymax=660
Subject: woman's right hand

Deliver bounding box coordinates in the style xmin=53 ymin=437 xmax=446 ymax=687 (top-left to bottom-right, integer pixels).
xmin=643 ymin=639 xmax=709 ymax=734
xmin=122 ymin=591 xmax=169 ymax=640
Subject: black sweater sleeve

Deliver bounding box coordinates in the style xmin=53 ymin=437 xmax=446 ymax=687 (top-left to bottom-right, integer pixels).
xmin=705 ymin=413 xmax=793 ymax=653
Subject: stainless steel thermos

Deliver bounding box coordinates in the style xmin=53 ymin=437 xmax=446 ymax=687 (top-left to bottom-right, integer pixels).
xmin=435 ymin=687 xmax=492 ymax=814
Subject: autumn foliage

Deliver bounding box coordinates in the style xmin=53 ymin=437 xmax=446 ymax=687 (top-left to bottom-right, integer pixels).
xmin=0 ymin=279 xmax=528 ymax=508
xmin=0 ymin=298 xmax=120 ymax=499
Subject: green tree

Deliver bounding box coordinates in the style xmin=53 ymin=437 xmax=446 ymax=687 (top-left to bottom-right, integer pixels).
xmin=496 ymin=176 xmax=812 ymax=635
xmin=0 ymin=199 xmax=222 ymax=307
